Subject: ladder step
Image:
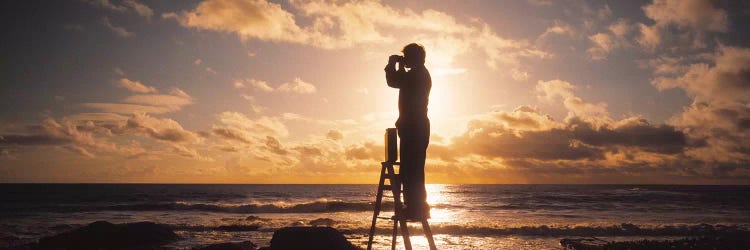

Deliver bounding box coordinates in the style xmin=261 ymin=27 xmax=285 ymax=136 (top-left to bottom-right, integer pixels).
xmin=381 ymin=185 xmax=393 ymax=190
xmin=382 ymin=173 xmax=398 ymax=179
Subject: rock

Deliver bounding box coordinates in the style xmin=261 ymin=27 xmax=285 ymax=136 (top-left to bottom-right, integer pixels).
xmin=49 ymin=224 xmax=74 ymax=231
xmin=289 ymin=221 xmax=306 ymax=227
xmin=561 ymin=233 xmax=750 ymax=250
xmin=264 ymin=227 xmax=358 ymax=250
xmin=194 ymin=241 xmax=257 ymax=250
xmin=31 ymin=220 xmax=178 ymax=249
xmin=309 ymin=218 xmax=335 ymax=227
xmin=0 ymin=234 xmax=23 ymax=249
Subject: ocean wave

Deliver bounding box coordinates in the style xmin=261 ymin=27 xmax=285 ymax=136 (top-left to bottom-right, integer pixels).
xmin=352 ymin=223 xmax=750 ymax=237
xmin=69 ymin=200 xmax=396 ymax=214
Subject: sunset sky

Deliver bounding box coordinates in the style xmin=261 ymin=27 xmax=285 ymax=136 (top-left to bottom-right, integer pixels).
xmin=1 ymin=0 xmax=749 ymax=184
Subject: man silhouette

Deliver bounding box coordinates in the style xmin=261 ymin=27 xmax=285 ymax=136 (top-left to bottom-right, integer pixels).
xmin=385 ymin=43 xmax=431 ymax=220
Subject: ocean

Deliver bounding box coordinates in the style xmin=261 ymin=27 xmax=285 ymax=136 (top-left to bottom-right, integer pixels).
xmin=1 ymin=184 xmax=749 ymax=249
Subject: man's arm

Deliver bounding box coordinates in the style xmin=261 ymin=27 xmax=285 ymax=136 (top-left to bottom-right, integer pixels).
xmin=385 ymin=55 xmax=406 ymax=88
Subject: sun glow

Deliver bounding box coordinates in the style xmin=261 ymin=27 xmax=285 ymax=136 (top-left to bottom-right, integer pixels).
xmin=426 ymin=184 xmax=454 ymax=223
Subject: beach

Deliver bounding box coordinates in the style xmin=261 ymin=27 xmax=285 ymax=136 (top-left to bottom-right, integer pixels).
xmin=1 ymin=184 xmax=749 ymax=249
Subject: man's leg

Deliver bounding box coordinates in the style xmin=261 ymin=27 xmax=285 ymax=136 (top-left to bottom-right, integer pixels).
xmin=398 ymin=128 xmax=417 ymax=210
xmin=398 ymin=124 xmax=429 ymax=219
xmin=411 ymin=125 xmax=429 ymax=217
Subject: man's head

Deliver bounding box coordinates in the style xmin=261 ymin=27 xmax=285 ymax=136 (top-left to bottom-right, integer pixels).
xmin=402 ymin=43 xmax=425 ymax=68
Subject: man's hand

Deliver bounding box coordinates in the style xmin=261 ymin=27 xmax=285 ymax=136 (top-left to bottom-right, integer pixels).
xmin=388 ymin=55 xmax=402 ymax=65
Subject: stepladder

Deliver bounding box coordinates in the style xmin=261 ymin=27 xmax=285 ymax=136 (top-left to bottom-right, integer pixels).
xmin=366 ymin=161 xmax=437 ymax=250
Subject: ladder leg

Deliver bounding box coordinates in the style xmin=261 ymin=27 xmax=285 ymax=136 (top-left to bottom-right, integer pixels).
xmin=367 ymin=164 xmax=388 ymax=250
xmin=422 ymin=220 xmax=437 ymax=250
xmin=391 ymin=219 xmax=397 ymax=250
xmin=388 ymin=163 xmax=412 ymax=250
xmin=399 ymin=218 xmax=411 ymax=250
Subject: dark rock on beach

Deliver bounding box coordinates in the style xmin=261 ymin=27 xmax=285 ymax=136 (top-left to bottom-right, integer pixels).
xmin=260 ymin=227 xmax=359 ymax=250
xmin=28 ymin=221 xmax=178 ymax=249
xmin=194 ymin=241 xmax=258 ymax=250
xmin=561 ymin=232 xmax=750 ymax=250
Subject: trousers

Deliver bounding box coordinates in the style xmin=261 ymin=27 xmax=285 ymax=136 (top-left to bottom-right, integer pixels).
xmin=397 ymin=119 xmax=430 ymax=209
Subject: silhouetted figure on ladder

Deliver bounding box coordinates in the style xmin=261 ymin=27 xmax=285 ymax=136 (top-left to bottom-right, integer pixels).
xmin=385 ymin=43 xmax=431 ymax=220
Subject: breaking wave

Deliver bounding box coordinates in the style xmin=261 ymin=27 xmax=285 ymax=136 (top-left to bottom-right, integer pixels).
xmin=40 ymin=200 xmax=395 ymax=214
xmin=349 ymin=223 xmax=750 ymax=237
xmin=163 ymin=222 xmax=750 ymax=237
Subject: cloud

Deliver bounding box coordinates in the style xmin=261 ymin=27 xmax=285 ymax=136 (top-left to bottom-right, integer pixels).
xmin=247 ymin=79 xmax=274 ymax=92
xmin=85 ymin=84 xmax=193 ymax=115
xmin=453 ymin=121 xmax=605 ymax=161
xmin=171 ymin=144 xmax=212 ymax=161
xmin=123 ymin=0 xmax=153 ymax=20
xmin=123 ymin=94 xmax=193 ymax=108
xmin=263 ymin=136 xmax=288 ymax=155
xmin=88 ymin=0 xmax=153 ymax=20
xmin=0 ymin=134 xmax=70 ymax=146
xmin=3 ymin=118 xmax=123 ymax=157
xmin=114 ymin=67 xmax=125 ymax=76
xmin=649 ymin=46 xmax=750 ymax=164
xmin=64 ymin=113 xmax=130 ymax=124
xmin=239 ymin=77 xmax=317 ymax=94
xmin=536 ymin=79 xmax=610 ymax=126
xmin=419 ymin=79 xmax=692 ymax=178
xmin=585 ymin=19 xmax=632 ymax=60
xmin=527 ymin=0 xmax=553 ymax=7
xmin=636 ymin=23 xmax=661 ymax=51
xmin=117 ymin=78 xmax=157 ymax=93
xmin=212 ymin=127 xmax=253 ymax=144
xmin=233 ymin=80 xmax=246 ymax=89
xmin=637 ymin=0 xmax=727 ymax=50
xmin=539 ymin=20 xmax=575 ymax=39
xmin=88 ymin=0 xmax=128 ymax=12
xmin=103 ymin=17 xmax=134 ymax=37
xmin=213 ymin=112 xmax=289 ymax=141
xmin=125 ymin=114 xmax=200 ymax=144
xmin=277 ymin=78 xmax=317 ymax=94
xmin=326 ymin=130 xmax=343 ymax=141
xmin=608 ymin=19 xmax=632 ymax=38
xmin=81 ymin=103 xmax=181 ymax=115
xmin=164 ymin=0 xmax=306 ymax=43
xmin=643 ymin=0 xmax=728 ymax=32
xmin=344 ymin=142 xmax=382 ymax=161
xmin=587 ymin=33 xmax=615 ymax=60
xmin=166 ymin=0 xmax=548 ymax=77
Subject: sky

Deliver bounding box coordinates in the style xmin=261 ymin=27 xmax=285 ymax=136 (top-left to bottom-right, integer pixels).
xmin=1 ymin=0 xmax=749 ymax=184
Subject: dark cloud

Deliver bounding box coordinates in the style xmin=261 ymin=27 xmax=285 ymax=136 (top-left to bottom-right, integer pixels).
xmin=344 ymin=142 xmax=382 ymax=161
xmin=264 ymin=136 xmax=288 ymax=155
xmin=212 ymin=127 xmax=252 ymax=144
xmin=446 ymin=108 xmax=613 ymax=161
xmin=651 ymin=46 xmax=750 ymax=165
xmin=294 ymin=145 xmax=324 ymax=157
xmin=0 ymin=135 xmax=70 ymax=146
xmin=126 ymin=114 xmax=199 ymax=143
xmin=568 ymin=117 xmax=689 ymax=154
xmin=454 ymin=125 xmax=604 ymax=160
xmin=326 ymin=130 xmax=343 ymax=141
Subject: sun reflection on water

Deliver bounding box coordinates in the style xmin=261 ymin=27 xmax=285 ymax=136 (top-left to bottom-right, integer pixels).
xmin=425 ymin=184 xmax=454 ymax=223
